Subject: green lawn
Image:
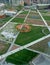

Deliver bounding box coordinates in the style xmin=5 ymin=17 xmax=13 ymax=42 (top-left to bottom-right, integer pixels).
xmin=11 ymin=18 xmax=24 ymax=23
xmin=40 ymin=10 xmax=47 ymax=13
xmin=40 ymin=10 xmax=50 ymax=20
xmin=6 ymin=49 xmax=38 ymax=65
xmin=43 ymin=16 xmax=50 ymax=20
xmin=21 ymin=11 xmax=28 ymax=14
xmin=15 ymin=26 xmax=50 ymax=46
xmin=0 ymin=16 xmax=11 ymax=27
xmin=0 ymin=16 xmax=11 ymax=22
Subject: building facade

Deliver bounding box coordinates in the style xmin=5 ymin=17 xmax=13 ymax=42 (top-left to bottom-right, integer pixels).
xmin=12 ymin=0 xmax=24 ymax=6
xmin=24 ymin=0 xmax=50 ymax=5
xmin=0 ymin=0 xmax=24 ymax=6
xmin=36 ymin=0 xmax=50 ymax=4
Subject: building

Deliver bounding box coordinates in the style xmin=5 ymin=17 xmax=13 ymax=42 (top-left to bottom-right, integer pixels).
xmin=0 ymin=0 xmax=9 ymax=3
xmin=36 ymin=0 xmax=50 ymax=4
xmin=24 ymin=0 xmax=50 ymax=5
xmin=0 ymin=0 xmax=24 ymax=6
xmin=9 ymin=0 xmax=24 ymax=6
xmin=24 ymin=0 xmax=32 ymax=5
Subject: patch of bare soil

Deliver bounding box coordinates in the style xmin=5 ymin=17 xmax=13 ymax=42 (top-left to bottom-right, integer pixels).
xmin=17 ymin=14 xmax=27 ymax=18
xmin=26 ymin=18 xmax=45 ymax=25
xmin=11 ymin=44 xmax=20 ymax=51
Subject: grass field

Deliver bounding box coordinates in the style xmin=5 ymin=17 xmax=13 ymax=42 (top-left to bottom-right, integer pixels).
xmin=6 ymin=49 xmax=38 ymax=65
xmin=21 ymin=11 xmax=28 ymax=14
xmin=0 ymin=16 xmax=11 ymax=27
xmin=11 ymin=8 xmax=28 ymax=23
xmin=15 ymin=25 xmax=50 ymax=46
xmin=43 ymin=16 xmax=50 ymax=20
xmin=11 ymin=18 xmax=24 ymax=23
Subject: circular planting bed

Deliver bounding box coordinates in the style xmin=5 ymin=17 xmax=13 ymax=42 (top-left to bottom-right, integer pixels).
xmin=16 ymin=24 xmax=31 ymax=32
xmin=0 ymin=15 xmax=5 ymax=18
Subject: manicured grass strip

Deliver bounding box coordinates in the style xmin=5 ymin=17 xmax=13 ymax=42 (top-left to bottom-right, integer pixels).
xmin=21 ymin=11 xmax=28 ymax=14
xmin=15 ymin=26 xmax=49 ymax=46
xmin=6 ymin=49 xmax=38 ymax=65
xmin=11 ymin=18 xmax=24 ymax=23
xmin=43 ymin=16 xmax=50 ymax=20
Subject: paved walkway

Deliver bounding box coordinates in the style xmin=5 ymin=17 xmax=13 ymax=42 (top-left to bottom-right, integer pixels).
xmin=37 ymin=9 xmax=50 ymax=31
xmin=0 ymin=62 xmax=14 ymax=65
xmin=0 ymin=34 xmax=50 ymax=60
xmin=0 ymin=9 xmax=50 ymax=64
xmin=0 ymin=10 xmax=31 ymax=65
xmin=37 ymin=4 xmax=50 ymax=6
xmin=32 ymin=54 xmax=50 ymax=65
xmin=0 ymin=10 xmax=23 ymax=30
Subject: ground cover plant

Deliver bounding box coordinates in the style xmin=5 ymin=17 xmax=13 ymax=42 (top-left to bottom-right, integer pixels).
xmin=43 ymin=16 xmax=50 ymax=20
xmin=15 ymin=25 xmax=50 ymax=46
xmin=11 ymin=11 xmax=29 ymax=23
xmin=6 ymin=49 xmax=38 ymax=65
xmin=11 ymin=18 xmax=24 ymax=23
xmin=20 ymin=11 xmax=28 ymax=14
xmin=0 ymin=16 xmax=11 ymax=27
